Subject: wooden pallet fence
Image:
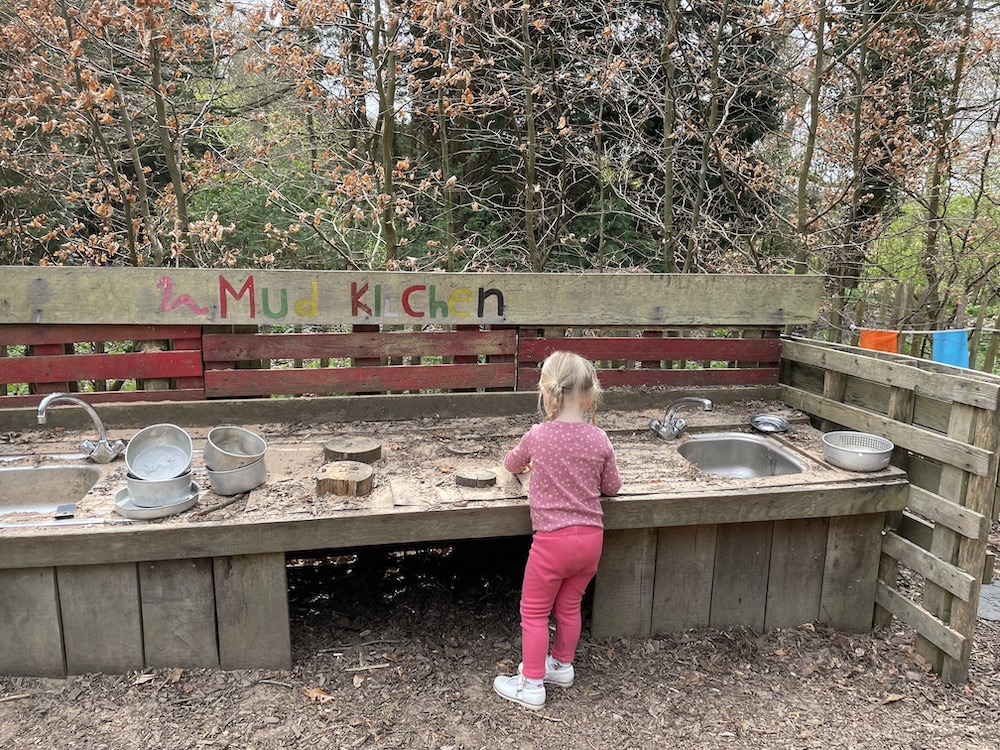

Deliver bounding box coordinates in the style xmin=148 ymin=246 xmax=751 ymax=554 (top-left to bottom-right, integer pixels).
xmin=779 ymin=336 xmax=1000 ymax=684
xmin=0 ymin=325 xmax=204 ymax=407
xmin=516 ymin=328 xmax=782 ymax=389
xmin=202 ymin=326 xmax=517 ymax=398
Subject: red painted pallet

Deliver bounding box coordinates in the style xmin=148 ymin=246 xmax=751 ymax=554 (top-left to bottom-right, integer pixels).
xmin=516 ymin=331 xmax=782 ymax=389
xmin=202 ymin=328 xmax=517 ymax=398
xmin=0 ymin=325 xmax=204 ymax=407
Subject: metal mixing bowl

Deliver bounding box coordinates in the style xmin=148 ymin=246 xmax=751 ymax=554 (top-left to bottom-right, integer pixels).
xmin=204 ymin=426 xmax=267 ymax=471
xmin=125 ymin=423 xmax=193 ymax=480
xmin=822 ymin=431 xmax=894 ymax=472
xmin=126 ymin=469 xmax=195 ymax=508
xmin=206 ymin=456 xmax=267 ymax=496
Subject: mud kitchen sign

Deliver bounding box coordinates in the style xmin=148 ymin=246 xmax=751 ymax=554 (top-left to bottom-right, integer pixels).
xmin=0 ymin=268 xmax=825 ymax=327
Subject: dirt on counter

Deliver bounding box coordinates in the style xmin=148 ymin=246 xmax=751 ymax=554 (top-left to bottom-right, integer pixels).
xmin=1 ymin=400 xmax=840 ymax=528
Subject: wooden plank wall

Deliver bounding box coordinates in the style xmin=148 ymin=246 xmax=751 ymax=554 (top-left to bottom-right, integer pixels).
xmin=202 ymin=326 xmax=517 ymax=397
xmin=0 ymin=324 xmax=204 ymax=406
xmin=780 ymin=337 xmax=1000 ymax=683
xmin=517 ymin=327 xmax=782 ymax=389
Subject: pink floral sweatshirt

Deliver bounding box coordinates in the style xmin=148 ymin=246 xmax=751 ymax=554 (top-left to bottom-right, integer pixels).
xmin=503 ymin=420 xmax=622 ymax=533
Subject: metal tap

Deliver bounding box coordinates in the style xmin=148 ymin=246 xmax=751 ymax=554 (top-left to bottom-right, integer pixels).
xmin=36 ymin=393 xmax=126 ymax=463
xmin=649 ymin=397 xmax=714 ymax=440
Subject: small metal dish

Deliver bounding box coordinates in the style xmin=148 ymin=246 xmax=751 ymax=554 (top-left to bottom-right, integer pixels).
xmin=113 ymin=483 xmax=200 ymax=520
xmin=204 ymin=426 xmax=267 ymax=471
xmin=206 ymin=456 xmax=267 ymax=496
xmin=750 ymin=414 xmax=789 ymax=433
xmin=125 ymin=423 xmax=193 ymax=480
xmin=126 ymin=469 xmax=194 ymax=508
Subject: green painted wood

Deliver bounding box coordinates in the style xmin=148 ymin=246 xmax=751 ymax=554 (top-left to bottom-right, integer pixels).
xmin=58 ymin=563 xmax=144 ymax=674
xmin=214 ymin=553 xmax=291 ymax=670
xmin=592 ymin=528 xmax=656 ymax=638
xmin=0 ymin=567 xmax=65 ymax=677
xmin=651 ymin=524 xmax=717 ymax=633
xmin=139 ymin=558 xmax=220 ymax=669
xmin=0 ymin=268 xmax=825 ymax=327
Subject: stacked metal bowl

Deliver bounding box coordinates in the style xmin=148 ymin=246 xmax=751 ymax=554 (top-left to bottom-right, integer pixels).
xmin=204 ymin=426 xmax=268 ymax=496
xmin=122 ymin=423 xmax=197 ymax=509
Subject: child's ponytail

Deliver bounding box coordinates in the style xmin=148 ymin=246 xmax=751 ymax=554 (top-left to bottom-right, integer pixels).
xmin=537 ymin=350 xmax=602 ymax=423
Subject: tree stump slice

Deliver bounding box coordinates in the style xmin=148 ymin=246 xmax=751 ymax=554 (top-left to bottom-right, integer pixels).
xmin=455 ymin=468 xmax=497 ymax=488
xmin=324 ymin=436 xmax=382 ymax=464
xmin=445 ymin=441 xmax=484 ymax=456
xmin=316 ymin=461 xmax=375 ymax=497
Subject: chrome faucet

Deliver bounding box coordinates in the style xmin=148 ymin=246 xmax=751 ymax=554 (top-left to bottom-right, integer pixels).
xmin=649 ymin=397 xmax=714 ymax=440
xmin=36 ymin=393 xmax=126 ymax=463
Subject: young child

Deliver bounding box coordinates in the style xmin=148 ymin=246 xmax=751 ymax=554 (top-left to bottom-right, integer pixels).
xmin=493 ymin=350 xmax=622 ymax=710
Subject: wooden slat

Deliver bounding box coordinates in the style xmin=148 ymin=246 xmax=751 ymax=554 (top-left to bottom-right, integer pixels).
xmin=518 ymin=337 xmax=781 ymax=363
xmin=205 ymin=362 xmax=516 ymax=397
xmin=710 ymin=522 xmax=772 ymax=632
xmin=875 ymin=582 xmax=965 ymax=660
xmin=781 ymin=384 xmax=992 ymax=476
xmin=58 ymin=562 xmax=144 ymax=674
xmin=592 ymin=528 xmax=656 ymax=638
xmin=203 ymin=329 xmax=516 ymax=361
xmin=214 ymin=553 xmax=291 ymax=670
xmin=0 ymin=324 xmax=202 ymax=346
xmin=518 ymin=366 xmax=778 ymax=390
xmin=782 ymin=338 xmax=1000 ymax=409
xmin=0 ymin=350 xmax=203 ymax=383
xmin=907 ymin=485 xmax=989 ymax=541
xmin=651 ymin=524 xmax=717 ymax=633
xmin=139 ymin=559 xmax=220 ymax=669
xmin=0 ymin=567 xmax=65 ymax=677
xmin=819 ymin=514 xmax=883 ymax=631
xmin=765 ymin=518 xmax=828 ymax=630
xmin=0 ymin=389 xmax=205 ymax=408
xmin=881 ymin=531 xmax=976 ymax=602
xmin=0 ymin=268 xmax=825 ymax=327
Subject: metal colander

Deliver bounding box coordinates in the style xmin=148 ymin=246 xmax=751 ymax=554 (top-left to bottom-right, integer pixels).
xmin=822 ymin=431 xmax=894 ymax=472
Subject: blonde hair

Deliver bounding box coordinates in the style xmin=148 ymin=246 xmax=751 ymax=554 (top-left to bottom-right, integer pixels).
xmin=537 ymin=350 xmax=603 ymax=423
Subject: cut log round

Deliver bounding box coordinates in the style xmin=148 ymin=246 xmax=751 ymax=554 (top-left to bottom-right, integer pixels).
xmin=324 ymin=436 xmax=382 ymax=464
xmin=316 ymin=461 xmax=375 ymax=497
xmin=455 ymin=468 xmax=497 ymax=488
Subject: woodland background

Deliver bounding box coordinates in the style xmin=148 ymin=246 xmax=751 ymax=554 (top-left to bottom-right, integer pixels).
xmin=1 ymin=0 xmax=998 ymax=355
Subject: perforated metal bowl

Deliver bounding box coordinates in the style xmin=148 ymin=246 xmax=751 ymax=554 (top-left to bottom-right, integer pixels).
xmin=822 ymin=431 xmax=893 ymax=472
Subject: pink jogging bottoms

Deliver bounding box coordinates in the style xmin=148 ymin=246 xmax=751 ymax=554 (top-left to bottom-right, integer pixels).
xmin=519 ymin=525 xmax=604 ymax=681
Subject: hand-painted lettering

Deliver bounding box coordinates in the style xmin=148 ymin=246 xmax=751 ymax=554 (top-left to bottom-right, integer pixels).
xmin=262 ymin=288 xmax=288 ymax=319
xmin=351 ymin=282 xmax=371 ymax=316
xmin=448 ymin=287 xmax=472 ymax=317
xmin=156 ymin=275 xmax=210 ymax=315
xmin=220 ymin=275 xmax=255 ymax=319
xmin=401 ymin=285 xmax=426 ymax=318
xmin=478 ymin=287 xmax=505 ymax=318
xmin=294 ymin=280 xmax=319 ymax=317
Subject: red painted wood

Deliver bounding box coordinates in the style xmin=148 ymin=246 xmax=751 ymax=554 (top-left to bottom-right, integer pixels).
xmin=517 ymin=337 xmax=781 ymax=364
xmin=517 ymin=366 xmax=779 ymax=390
xmin=0 ymin=325 xmax=201 ymax=346
xmin=1 ymin=351 xmax=202 ymax=383
xmin=203 ymin=329 xmax=516 ymax=362
xmin=205 ymin=363 xmax=516 ymax=398
xmin=0 ymin=389 xmax=205 ymax=408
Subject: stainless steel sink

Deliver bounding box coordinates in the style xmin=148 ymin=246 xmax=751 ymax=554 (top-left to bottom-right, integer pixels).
xmin=677 ymin=432 xmax=809 ymax=478
xmin=0 ymin=465 xmax=102 ymax=514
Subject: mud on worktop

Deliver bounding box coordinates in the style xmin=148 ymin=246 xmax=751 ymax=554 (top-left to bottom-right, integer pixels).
xmin=0 ymin=400 xmax=898 ymax=532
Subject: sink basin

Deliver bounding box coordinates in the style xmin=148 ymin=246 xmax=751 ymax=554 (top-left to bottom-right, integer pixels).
xmin=0 ymin=465 xmax=102 ymax=514
xmin=677 ymin=432 xmax=809 ymax=478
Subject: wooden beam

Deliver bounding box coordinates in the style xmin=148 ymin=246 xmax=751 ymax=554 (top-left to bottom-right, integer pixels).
xmin=0 ymin=268 xmax=825 ymax=327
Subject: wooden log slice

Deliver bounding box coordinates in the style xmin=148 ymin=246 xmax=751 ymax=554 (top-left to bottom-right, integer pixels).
xmin=316 ymin=461 xmax=375 ymax=497
xmin=455 ymin=468 xmax=497 ymax=488
xmin=324 ymin=436 xmax=382 ymax=464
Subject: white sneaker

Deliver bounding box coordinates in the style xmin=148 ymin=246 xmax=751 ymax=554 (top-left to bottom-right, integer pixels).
xmin=493 ymin=674 xmax=545 ymax=710
xmin=517 ymin=656 xmax=575 ymax=688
